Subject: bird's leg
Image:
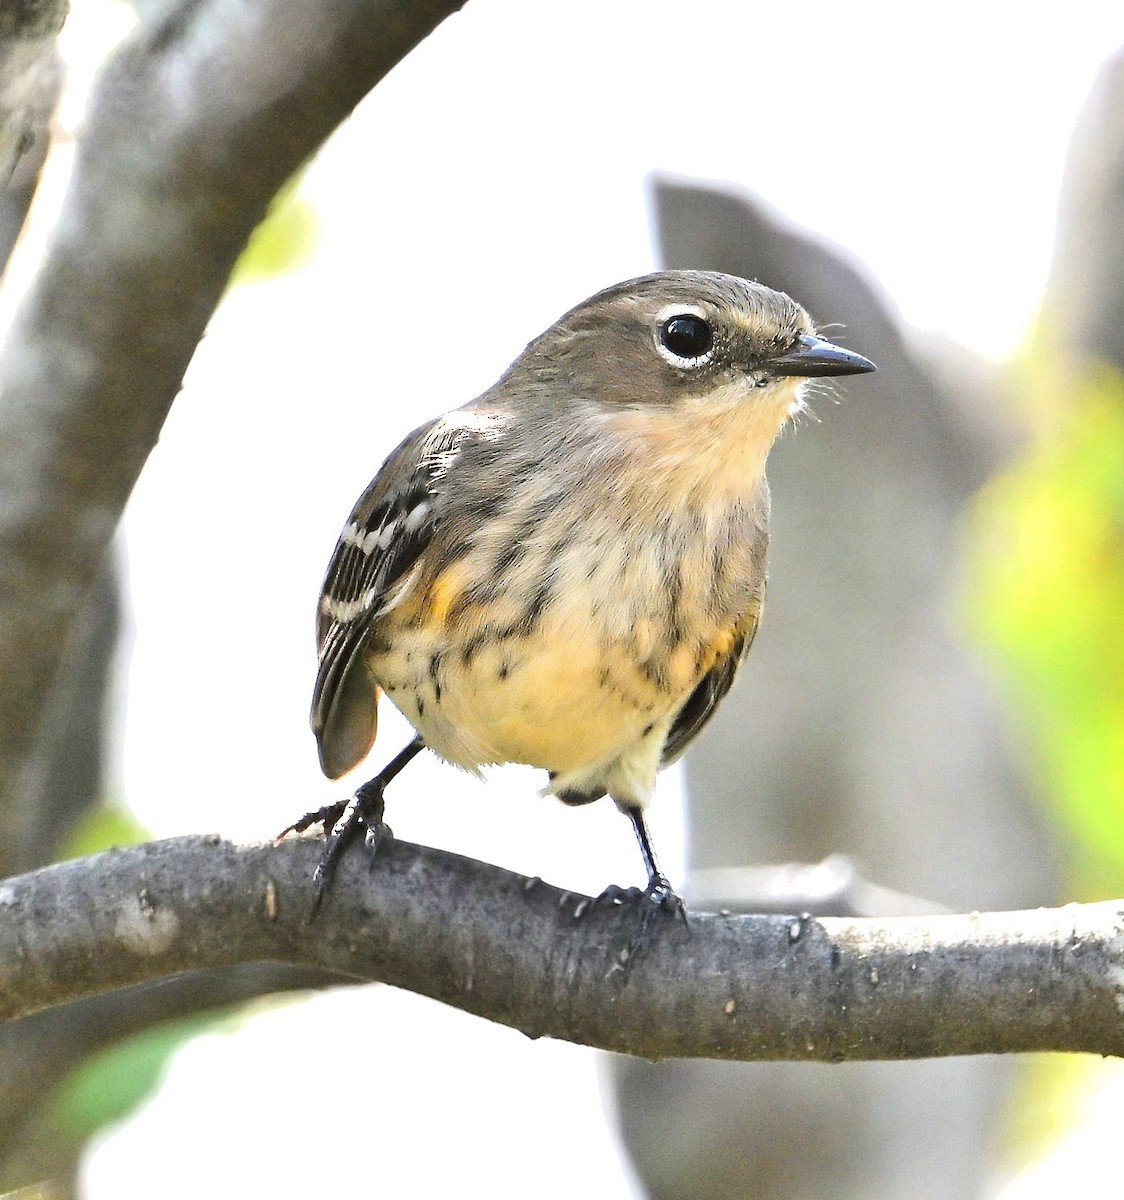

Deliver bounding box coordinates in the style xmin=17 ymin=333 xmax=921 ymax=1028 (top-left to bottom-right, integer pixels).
xmin=625 ymin=805 xmax=688 ymax=922
xmin=589 ymin=806 xmax=689 ymax=968
xmin=315 ymin=736 xmax=425 ymax=901
xmin=277 ymin=736 xmax=425 ymax=908
xmin=595 ymin=804 xmax=689 ymax=953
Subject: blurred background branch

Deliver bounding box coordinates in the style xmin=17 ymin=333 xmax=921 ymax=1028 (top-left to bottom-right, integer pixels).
xmin=0 ymin=0 xmax=67 ymax=255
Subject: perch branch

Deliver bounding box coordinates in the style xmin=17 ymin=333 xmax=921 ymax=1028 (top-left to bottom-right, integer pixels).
xmin=1 ymin=833 xmax=1121 ymax=1061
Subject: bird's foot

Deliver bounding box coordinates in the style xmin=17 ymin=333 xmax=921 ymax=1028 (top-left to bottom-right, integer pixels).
xmin=314 ymin=780 xmax=392 ymax=905
xmin=643 ymin=873 xmax=688 ymax=922
xmin=596 ymin=874 xmax=687 ymax=918
xmin=594 ymin=873 xmax=689 ymax=968
xmin=276 ymin=779 xmax=391 ymax=912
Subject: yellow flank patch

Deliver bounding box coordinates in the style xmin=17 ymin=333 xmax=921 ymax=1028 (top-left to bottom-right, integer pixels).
xmin=710 ymin=625 xmax=738 ymax=667
xmin=678 ymin=613 xmax=755 ymax=688
xmin=423 ymin=561 xmax=472 ymax=626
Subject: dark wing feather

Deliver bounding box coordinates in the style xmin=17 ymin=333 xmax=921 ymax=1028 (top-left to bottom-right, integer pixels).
xmin=310 ymin=416 xmax=471 ymax=778
xmin=661 ymin=593 xmax=764 ymax=766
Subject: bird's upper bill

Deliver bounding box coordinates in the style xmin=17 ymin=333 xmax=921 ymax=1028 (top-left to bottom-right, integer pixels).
xmin=767 ymin=332 xmax=876 ymax=378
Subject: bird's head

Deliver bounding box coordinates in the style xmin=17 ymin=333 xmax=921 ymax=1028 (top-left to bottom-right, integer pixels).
xmin=510 ymin=270 xmax=874 ymax=424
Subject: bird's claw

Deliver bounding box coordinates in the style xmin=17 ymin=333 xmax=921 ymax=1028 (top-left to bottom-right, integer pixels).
xmin=645 ymin=874 xmax=688 ymax=924
xmin=595 ymin=883 xmax=644 ymax=907
xmin=274 ymin=800 xmax=349 ymax=842
xmin=280 ymin=784 xmax=391 ymax=913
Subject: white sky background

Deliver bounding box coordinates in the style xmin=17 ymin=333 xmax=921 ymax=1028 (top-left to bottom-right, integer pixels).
xmin=26 ymin=0 xmax=1120 ymax=1195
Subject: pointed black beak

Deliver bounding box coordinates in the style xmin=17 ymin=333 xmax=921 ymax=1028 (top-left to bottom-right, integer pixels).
xmin=768 ymin=333 xmax=876 ymax=378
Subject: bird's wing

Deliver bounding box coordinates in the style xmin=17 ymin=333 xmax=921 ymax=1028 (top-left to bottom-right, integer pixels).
xmin=310 ymin=415 xmax=473 ymax=778
xmin=660 ymin=588 xmax=764 ymax=767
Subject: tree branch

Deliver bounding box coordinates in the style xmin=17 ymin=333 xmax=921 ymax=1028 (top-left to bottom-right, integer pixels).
xmin=2 ymin=833 xmax=1120 ymax=1060
xmin=0 ymin=0 xmax=67 ymax=193
xmin=0 ymin=0 xmax=467 ymax=868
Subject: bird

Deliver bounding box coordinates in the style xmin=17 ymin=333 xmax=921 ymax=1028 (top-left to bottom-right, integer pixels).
xmin=282 ymin=270 xmax=875 ymax=917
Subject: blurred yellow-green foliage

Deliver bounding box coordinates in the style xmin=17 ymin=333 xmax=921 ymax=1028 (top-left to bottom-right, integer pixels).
xmin=231 ymin=175 xmax=319 ymax=284
xmin=59 ymin=803 xmax=149 ymax=861
xmin=48 ymin=1013 xmax=226 ymax=1145
xmin=966 ymin=354 xmax=1124 ymax=898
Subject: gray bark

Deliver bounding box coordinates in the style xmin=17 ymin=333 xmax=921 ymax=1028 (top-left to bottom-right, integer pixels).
xmin=0 ymin=0 xmax=66 ymax=196
xmin=1045 ymin=48 xmax=1124 ymax=367
xmin=1 ymin=835 xmax=1120 ymax=1060
xmin=0 ymin=0 xmax=468 ymax=875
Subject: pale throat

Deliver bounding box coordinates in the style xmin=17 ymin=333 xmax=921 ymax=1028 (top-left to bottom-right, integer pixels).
xmin=600 ymin=377 xmax=802 ymax=506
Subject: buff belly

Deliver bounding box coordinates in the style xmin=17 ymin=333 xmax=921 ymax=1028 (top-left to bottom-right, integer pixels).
xmin=369 ymin=605 xmax=673 ymax=780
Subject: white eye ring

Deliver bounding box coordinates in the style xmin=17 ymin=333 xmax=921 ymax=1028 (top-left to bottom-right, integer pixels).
xmin=654 ymin=304 xmax=715 ymax=369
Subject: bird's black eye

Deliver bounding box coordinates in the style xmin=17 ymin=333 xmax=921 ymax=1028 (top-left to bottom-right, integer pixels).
xmin=659 ymin=314 xmax=713 ymax=361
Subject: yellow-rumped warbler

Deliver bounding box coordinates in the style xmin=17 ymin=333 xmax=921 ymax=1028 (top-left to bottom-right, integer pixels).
xmin=283 ymin=271 xmax=874 ymax=914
